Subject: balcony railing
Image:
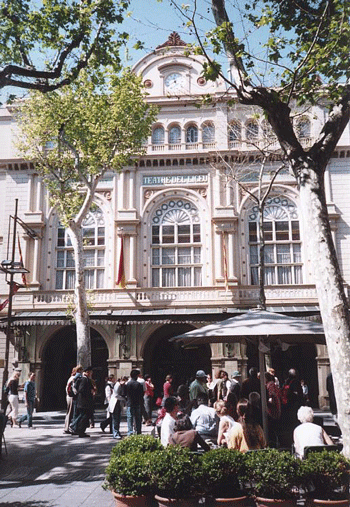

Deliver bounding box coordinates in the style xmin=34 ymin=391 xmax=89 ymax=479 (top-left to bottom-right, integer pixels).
xmin=3 ymin=285 xmax=320 ymax=314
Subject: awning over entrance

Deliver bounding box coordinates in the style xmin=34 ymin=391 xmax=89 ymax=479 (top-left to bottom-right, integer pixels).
xmin=0 ymin=305 xmax=320 ymax=328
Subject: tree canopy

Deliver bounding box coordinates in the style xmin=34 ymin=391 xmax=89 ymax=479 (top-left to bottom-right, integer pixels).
xmin=0 ymin=0 xmax=130 ymax=95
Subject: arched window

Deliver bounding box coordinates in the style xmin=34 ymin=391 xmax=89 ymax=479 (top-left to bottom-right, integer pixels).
xmin=56 ymin=206 xmax=105 ymax=290
xmin=202 ymin=123 xmax=215 ymax=145
xmin=169 ymin=126 xmax=181 ymax=146
xmin=297 ymin=117 xmax=311 ymax=138
xmin=246 ymin=121 xmax=259 ymax=141
xmin=228 ymin=121 xmax=241 ymax=142
xmin=152 ymin=126 xmax=165 ymax=145
xmin=186 ymin=125 xmax=198 ymax=144
xmin=151 ymin=199 xmax=202 ymax=287
xmin=248 ymin=196 xmax=303 ymax=285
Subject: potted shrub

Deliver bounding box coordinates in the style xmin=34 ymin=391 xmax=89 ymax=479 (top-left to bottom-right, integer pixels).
xmin=150 ymin=446 xmax=203 ymax=506
xmin=301 ymin=450 xmax=350 ymax=506
xmin=200 ymin=447 xmax=249 ymax=506
xmin=104 ymin=450 xmax=154 ymax=507
xmin=245 ymin=449 xmax=302 ymax=507
xmin=110 ymin=434 xmax=162 ymax=459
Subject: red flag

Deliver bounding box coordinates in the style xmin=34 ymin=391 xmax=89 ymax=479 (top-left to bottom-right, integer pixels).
xmin=0 ymin=282 xmax=21 ymax=311
xmin=17 ymin=235 xmax=28 ymax=287
xmin=116 ymin=236 xmax=126 ymax=289
xmin=223 ymin=235 xmax=229 ymax=291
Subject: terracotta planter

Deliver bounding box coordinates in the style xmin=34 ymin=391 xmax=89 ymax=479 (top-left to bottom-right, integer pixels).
xmin=112 ymin=491 xmax=149 ymax=507
xmin=255 ymin=497 xmax=297 ymax=507
xmin=154 ymin=494 xmax=199 ymax=506
xmin=306 ymin=499 xmax=349 ymax=507
xmin=208 ymin=495 xmax=249 ymax=506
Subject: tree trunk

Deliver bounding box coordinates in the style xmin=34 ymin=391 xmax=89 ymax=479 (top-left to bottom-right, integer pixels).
xmin=68 ymin=222 xmax=91 ymax=368
xmin=297 ymin=166 xmax=350 ymax=456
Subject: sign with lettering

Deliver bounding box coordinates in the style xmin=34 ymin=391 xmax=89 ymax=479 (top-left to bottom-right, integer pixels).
xmin=143 ymin=174 xmax=208 ymax=186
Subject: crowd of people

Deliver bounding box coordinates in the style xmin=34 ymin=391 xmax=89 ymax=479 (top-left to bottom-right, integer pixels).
xmin=4 ymin=364 xmax=338 ymax=457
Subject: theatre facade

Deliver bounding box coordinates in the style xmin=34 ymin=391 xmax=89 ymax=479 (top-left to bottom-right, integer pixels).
xmin=0 ymin=33 xmax=349 ymax=410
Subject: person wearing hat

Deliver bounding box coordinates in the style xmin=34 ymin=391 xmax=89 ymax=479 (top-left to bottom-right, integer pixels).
xmin=74 ymin=366 xmax=95 ymax=438
xmin=189 ymin=370 xmax=208 ymax=402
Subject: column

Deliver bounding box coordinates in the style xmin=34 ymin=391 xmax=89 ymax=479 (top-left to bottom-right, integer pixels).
xmin=128 ymin=234 xmax=137 ymax=285
xmin=128 ymin=170 xmax=135 ymax=209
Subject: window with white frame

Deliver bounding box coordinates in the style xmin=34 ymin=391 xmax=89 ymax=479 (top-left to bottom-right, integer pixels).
xmin=228 ymin=121 xmax=241 ymax=142
xmin=246 ymin=121 xmax=259 ymax=141
xmin=56 ymin=206 xmax=105 ymax=290
xmin=296 ymin=117 xmax=311 ymax=138
xmin=152 ymin=126 xmax=165 ymax=145
xmin=248 ymin=196 xmax=303 ymax=286
xmin=186 ymin=125 xmax=198 ymax=144
xmin=169 ymin=126 xmax=181 ymax=145
xmin=202 ymin=123 xmax=215 ymax=144
xmin=151 ymin=199 xmax=202 ymax=287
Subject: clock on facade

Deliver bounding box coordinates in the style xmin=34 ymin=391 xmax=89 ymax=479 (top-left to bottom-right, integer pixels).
xmin=164 ymin=72 xmax=186 ymax=92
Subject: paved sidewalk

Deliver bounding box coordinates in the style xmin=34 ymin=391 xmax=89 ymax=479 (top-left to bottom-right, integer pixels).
xmin=0 ymin=408 xmax=153 ymax=507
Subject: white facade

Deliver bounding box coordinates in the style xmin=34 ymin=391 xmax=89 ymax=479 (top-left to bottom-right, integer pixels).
xmin=0 ymin=33 xmax=349 ymax=410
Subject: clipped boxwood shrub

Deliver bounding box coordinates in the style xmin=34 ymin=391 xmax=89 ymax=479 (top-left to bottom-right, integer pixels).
xmin=150 ymin=446 xmax=203 ymax=500
xmin=301 ymin=450 xmax=350 ymax=501
xmin=104 ymin=450 xmax=154 ymax=497
xmin=110 ymin=434 xmax=162 ymax=459
xmin=245 ymin=449 xmax=302 ymax=500
xmin=201 ymin=447 xmax=247 ymax=499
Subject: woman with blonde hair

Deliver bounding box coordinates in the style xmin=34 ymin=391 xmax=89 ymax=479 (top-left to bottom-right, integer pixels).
xmin=214 ymin=399 xmax=238 ymax=446
xmin=6 ymin=370 xmax=21 ymax=427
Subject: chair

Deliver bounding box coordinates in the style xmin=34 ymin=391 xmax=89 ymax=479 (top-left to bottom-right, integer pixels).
xmin=304 ymin=444 xmax=342 ymax=458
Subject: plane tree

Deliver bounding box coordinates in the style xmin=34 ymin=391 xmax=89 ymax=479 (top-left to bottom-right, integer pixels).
xmin=15 ymin=71 xmax=158 ymax=366
xmin=176 ymin=0 xmax=350 ymax=454
xmin=0 ymin=0 xmax=130 ymax=96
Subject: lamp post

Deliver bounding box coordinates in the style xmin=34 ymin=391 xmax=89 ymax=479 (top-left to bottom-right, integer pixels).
xmin=0 ymin=199 xmax=35 ymax=411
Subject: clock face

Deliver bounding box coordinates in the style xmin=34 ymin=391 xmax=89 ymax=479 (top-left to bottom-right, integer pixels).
xmin=164 ymin=72 xmax=185 ymax=92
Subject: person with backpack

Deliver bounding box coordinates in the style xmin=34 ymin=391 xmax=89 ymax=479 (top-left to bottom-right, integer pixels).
xmin=64 ymin=365 xmax=83 ymax=434
xmin=279 ymin=368 xmax=303 ymax=447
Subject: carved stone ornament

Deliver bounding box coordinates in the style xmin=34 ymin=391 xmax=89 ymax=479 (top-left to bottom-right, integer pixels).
xmin=156 ymin=32 xmax=187 ymax=49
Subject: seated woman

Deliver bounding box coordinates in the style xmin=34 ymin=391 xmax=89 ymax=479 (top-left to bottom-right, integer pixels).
xmin=168 ymin=414 xmax=210 ymax=452
xmin=293 ymin=406 xmax=334 ymax=458
xmin=228 ymin=398 xmax=266 ymax=452
xmin=214 ymin=400 xmax=238 ymax=446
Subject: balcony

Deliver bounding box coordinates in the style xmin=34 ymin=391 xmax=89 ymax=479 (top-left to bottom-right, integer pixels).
xmin=3 ymin=285 xmax=320 ymax=314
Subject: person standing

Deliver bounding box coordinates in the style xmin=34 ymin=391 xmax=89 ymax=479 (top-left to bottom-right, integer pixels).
xmin=109 ymin=376 xmax=128 ymax=439
xmin=6 ymin=371 xmax=21 ymax=427
xmin=18 ymin=372 xmax=36 ymax=428
xmin=100 ymin=374 xmax=115 ymax=433
xmin=75 ymin=366 xmax=94 ymax=438
xmin=241 ymin=367 xmax=261 ymax=398
xmin=162 ymin=374 xmax=174 ymax=405
xmin=189 ymin=370 xmax=208 ymax=401
xmin=144 ymin=374 xmax=154 ymax=425
xmin=64 ymin=365 xmax=83 ymax=434
xmin=126 ymin=369 xmax=144 ymax=436
xmin=326 ymin=372 xmax=337 ymax=421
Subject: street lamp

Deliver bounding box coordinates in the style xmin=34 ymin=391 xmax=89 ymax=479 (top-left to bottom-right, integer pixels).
xmin=0 ymin=199 xmax=37 ymax=411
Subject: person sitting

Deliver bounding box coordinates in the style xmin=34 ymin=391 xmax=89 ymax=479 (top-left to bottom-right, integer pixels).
xmin=228 ymin=398 xmax=266 ymax=452
xmin=160 ymin=396 xmax=179 ymax=447
xmin=168 ymin=414 xmax=210 ymax=452
xmin=190 ymin=392 xmax=218 ymax=442
xmin=214 ymin=400 xmax=238 ymax=446
xmin=293 ymin=406 xmax=334 ymax=459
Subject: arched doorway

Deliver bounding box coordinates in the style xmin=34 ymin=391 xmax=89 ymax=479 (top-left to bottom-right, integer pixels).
xmin=143 ymin=323 xmax=212 ymax=398
xmin=245 ymin=342 xmax=319 ymax=407
xmin=41 ymin=326 xmax=108 ymax=410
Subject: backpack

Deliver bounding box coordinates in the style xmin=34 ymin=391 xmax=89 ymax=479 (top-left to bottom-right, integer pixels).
xmin=280 ymin=384 xmax=290 ymax=405
xmin=72 ymin=375 xmax=82 ymax=396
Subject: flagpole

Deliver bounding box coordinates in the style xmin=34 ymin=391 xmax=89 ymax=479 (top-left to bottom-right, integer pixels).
xmin=1 ymin=199 xmax=18 ymax=411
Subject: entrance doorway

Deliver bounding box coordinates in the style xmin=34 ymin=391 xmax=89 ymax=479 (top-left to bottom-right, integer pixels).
xmin=41 ymin=326 xmax=108 ymax=410
xmin=143 ymin=323 xmax=212 ymax=399
xmin=245 ymin=342 xmax=319 ymax=407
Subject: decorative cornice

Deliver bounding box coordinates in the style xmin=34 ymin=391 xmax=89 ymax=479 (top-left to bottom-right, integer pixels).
xmin=156 ymin=32 xmax=187 ymax=49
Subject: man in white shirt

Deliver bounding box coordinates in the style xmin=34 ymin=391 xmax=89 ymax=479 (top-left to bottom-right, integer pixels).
xmin=190 ymin=392 xmax=218 ymax=441
xmin=160 ymin=396 xmax=178 ymax=447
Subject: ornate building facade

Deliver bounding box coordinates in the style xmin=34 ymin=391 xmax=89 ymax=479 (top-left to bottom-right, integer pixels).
xmin=1 ymin=33 xmax=349 ymax=410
